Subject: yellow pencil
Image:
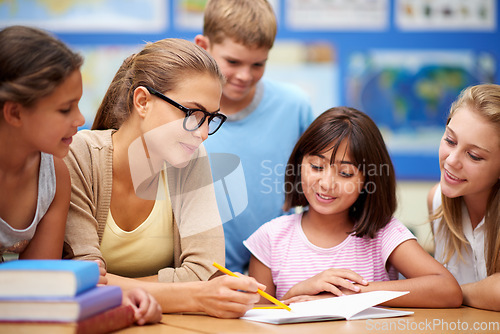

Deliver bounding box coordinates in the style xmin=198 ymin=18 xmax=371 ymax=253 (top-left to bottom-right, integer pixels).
xmin=213 ymin=262 xmax=292 ymax=312
xmin=252 ymin=306 xmax=284 ymax=309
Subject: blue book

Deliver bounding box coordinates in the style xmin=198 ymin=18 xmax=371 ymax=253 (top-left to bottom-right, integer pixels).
xmin=0 ymin=260 xmax=99 ymax=298
xmin=0 ymin=285 xmax=123 ymax=322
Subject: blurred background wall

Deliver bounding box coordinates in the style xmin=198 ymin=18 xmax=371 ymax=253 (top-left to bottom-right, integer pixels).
xmin=2 ymin=0 xmax=499 ymax=251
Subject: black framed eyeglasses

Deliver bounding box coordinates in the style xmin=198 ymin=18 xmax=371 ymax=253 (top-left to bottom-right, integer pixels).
xmin=145 ymin=86 xmax=227 ymax=135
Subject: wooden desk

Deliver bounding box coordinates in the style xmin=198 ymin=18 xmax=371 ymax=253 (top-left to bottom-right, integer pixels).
xmin=155 ymin=307 xmax=500 ymax=334
xmin=118 ymin=322 xmax=199 ymax=333
xmin=3 ymin=308 xmax=497 ymax=334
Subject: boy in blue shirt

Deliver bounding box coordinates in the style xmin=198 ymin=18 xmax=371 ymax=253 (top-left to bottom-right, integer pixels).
xmin=195 ymin=0 xmax=314 ymax=273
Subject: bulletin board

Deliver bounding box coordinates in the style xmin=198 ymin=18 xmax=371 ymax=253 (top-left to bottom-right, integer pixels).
xmin=1 ymin=0 xmax=498 ymax=181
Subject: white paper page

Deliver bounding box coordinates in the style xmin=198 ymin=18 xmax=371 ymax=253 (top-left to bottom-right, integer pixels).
xmin=241 ymin=308 xmax=344 ymax=324
xmin=348 ymin=306 xmax=414 ymax=320
xmin=290 ymin=291 xmax=409 ymax=319
xmin=241 ymin=291 xmax=410 ymax=324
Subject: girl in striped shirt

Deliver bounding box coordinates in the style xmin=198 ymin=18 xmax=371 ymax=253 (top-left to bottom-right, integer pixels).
xmin=245 ymin=107 xmax=462 ymax=308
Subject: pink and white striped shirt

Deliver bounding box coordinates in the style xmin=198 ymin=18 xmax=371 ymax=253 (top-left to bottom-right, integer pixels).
xmin=244 ymin=212 xmax=416 ymax=300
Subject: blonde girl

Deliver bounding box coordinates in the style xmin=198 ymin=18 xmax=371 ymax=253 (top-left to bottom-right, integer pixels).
xmin=429 ymin=84 xmax=500 ymax=311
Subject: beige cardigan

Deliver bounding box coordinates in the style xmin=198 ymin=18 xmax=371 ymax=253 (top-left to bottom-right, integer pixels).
xmin=63 ymin=129 xmax=224 ymax=282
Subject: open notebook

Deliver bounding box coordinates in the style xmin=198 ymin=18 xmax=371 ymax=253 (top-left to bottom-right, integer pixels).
xmin=241 ymin=291 xmax=413 ymax=324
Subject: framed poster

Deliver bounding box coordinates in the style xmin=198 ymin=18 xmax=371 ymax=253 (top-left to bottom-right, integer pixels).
xmin=396 ymin=0 xmax=496 ymax=31
xmin=77 ymin=44 xmax=142 ymax=128
xmin=286 ymin=0 xmax=389 ymax=31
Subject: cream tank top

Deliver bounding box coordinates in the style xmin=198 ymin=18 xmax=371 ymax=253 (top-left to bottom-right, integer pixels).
xmin=100 ymin=171 xmax=174 ymax=277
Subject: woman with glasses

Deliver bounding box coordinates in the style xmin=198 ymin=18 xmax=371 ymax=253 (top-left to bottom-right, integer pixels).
xmin=63 ymin=38 xmax=264 ymax=318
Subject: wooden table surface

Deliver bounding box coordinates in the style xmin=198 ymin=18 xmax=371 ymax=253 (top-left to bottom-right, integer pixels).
xmin=118 ymin=306 xmax=500 ymax=333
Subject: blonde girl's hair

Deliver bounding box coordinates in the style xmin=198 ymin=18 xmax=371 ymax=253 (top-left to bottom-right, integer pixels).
xmin=202 ymin=0 xmax=277 ymax=49
xmin=431 ymin=84 xmax=500 ymax=275
xmin=92 ymin=38 xmax=224 ymax=130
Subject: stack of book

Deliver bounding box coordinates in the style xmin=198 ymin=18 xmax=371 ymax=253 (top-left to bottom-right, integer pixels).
xmin=0 ymin=259 xmax=135 ymax=334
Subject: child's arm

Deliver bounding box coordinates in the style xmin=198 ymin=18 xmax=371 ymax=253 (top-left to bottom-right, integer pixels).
xmin=354 ymin=239 xmax=463 ymax=308
xmin=19 ymin=157 xmax=70 ymax=259
xmin=248 ymin=249 xmax=367 ymax=303
xmin=248 ymin=254 xmax=367 ymax=303
xmin=461 ymin=273 xmax=500 ymax=311
xmin=248 ymin=255 xmax=276 ymax=303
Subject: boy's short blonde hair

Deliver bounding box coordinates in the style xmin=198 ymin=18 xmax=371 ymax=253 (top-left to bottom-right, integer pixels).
xmin=203 ymin=0 xmax=277 ymax=49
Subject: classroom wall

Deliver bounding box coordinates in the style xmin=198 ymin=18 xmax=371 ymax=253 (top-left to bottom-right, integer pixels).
xmin=1 ymin=0 xmax=497 ymax=250
xmin=396 ymin=181 xmax=435 ymax=252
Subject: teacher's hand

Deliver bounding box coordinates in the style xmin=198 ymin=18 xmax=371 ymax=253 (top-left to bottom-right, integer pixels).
xmin=196 ymin=274 xmax=265 ymax=319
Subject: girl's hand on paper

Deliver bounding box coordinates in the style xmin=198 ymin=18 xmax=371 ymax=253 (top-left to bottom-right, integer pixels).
xmin=197 ymin=274 xmax=265 ymax=318
xmin=282 ymin=268 xmax=368 ymax=300
xmin=123 ymin=288 xmax=162 ymax=325
xmin=282 ymin=292 xmax=335 ymax=304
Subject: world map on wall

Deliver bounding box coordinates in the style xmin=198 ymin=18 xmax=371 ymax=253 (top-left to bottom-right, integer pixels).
xmin=347 ymin=50 xmax=495 ymax=179
xmin=0 ymin=0 xmax=166 ymax=32
xmin=358 ymin=65 xmax=480 ymax=131
xmin=347 ymin=51 xmax=495 ymax=137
